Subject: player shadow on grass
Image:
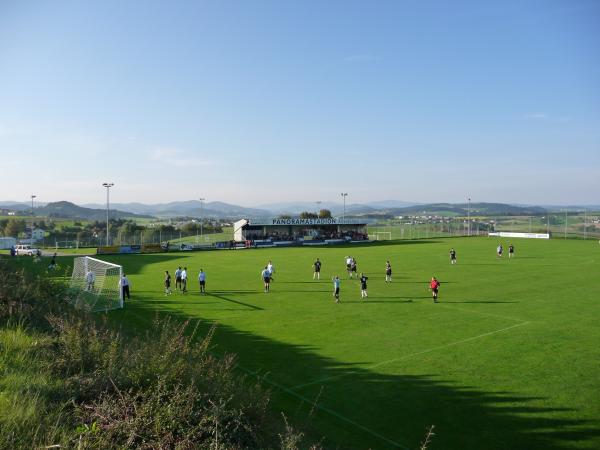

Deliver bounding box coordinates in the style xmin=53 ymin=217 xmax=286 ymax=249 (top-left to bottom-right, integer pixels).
xmin=112 ymin=301 xmax=600 ymax=450
xmin=204 ymin=292 xmax=264 ymax=311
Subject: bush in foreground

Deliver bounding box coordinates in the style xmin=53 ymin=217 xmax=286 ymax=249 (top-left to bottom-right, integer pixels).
xmin=0 ymin=260 xmax=320 ymax=449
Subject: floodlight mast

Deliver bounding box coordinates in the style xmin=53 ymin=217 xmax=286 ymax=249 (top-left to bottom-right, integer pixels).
xmin=31 ymin=194 xmax=36 ymax=242
xmin=102 ymin=183 xmax=114 ymax=246
xmin=341 ymin=193 xmax=348 ymax=222
xmin=467 ymin=197 xmax=471 ymax=236
xmin=199 ymin=198 xmax=205 ymax=238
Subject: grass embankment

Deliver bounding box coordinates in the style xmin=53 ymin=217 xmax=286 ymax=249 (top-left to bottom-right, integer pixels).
xmin=0 ymin=259 xmax=320 ymax=449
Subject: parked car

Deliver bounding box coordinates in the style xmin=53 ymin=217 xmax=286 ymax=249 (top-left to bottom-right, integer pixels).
xmin=15 ymin=244 xmax=40 ymax=256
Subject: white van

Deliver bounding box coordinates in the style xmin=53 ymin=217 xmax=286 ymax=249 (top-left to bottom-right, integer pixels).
xmin=15 ymin=244 xmax=40 ymax=256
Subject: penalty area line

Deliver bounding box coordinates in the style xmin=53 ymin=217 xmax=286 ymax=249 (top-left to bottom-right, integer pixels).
xmin=120 ymin=308 xmax=408 ymax=448
xmin=290 ymin=321 xmax=530 ymax=391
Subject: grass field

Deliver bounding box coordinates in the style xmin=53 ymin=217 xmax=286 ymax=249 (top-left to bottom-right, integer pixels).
xmin=19 ymin=237 xmax=600 ymax=449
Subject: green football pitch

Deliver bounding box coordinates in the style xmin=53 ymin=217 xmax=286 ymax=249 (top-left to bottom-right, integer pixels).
xmin=63 ymin=238 xmax=600 ymax=448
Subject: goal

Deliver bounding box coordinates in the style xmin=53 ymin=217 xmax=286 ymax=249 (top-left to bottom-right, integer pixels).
xmin=374 ymin=232 xmax=392 ymax=241
xmin=70 ymin=256 xmax=123 ymax=312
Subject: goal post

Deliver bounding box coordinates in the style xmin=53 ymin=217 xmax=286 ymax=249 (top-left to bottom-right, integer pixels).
xmin=374 ymin=232 xmax=392 ymax=241
xmin=70 ymin=256 xmax=123 ymax=312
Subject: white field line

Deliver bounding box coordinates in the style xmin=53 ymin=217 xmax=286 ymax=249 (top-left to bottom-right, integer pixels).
xmin=122 ymin=308 xmax=408 ymax=447
xmin=120 ymin=302 xmax=528 ymax=448
xmin=234 ymin=364 xmax=410 ymax=450
xmin=436 ymin=303 xmax=525 ymax=323
xmin=290 ymin=321 xmax=530 ymax=391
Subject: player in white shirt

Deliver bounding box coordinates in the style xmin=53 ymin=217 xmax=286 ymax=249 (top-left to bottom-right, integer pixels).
xmin=345 ymin=256 xmax=353 ymax=278
xmin=119 ymin=274 xmax=130 ymax=300
xmin=181 ymin=267 xmax=188 ymax=293
xmin=266 ymin=260 xmax=274 ymax=281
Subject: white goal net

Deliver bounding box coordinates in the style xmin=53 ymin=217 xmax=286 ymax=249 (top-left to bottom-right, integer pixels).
xmin=374 ymin=232 xmax=392 ymax=241
xmin=70 ymin=256 xmax=123 ymax=312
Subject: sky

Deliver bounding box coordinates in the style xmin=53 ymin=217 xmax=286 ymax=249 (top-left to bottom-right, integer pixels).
xmin=0 ymin=0 xmax=599 ymax=206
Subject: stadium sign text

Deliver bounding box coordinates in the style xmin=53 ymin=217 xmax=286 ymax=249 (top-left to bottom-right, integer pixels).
xmin=248 ymin=218 xmax=367 ymax=226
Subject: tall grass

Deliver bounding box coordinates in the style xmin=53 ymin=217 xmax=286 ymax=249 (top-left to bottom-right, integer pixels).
xmin=0 ymin=260 xmax=320 ymax=449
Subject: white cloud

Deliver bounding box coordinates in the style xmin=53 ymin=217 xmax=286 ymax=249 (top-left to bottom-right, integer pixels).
xmin=150 ymin=147 xmax=218 ymax=168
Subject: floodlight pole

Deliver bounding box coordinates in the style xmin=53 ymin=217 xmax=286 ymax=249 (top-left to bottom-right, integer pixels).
xmin=467 ymin=197 xmax=471 ymax=237
xmin=341 ymin=193 xmax=348 ymax=222
xmin=199 ymin=198 xmax=205 ymax=238
xmin=30 ymin=194 xmax=36 ymax=243
xmin=102 ymin=183 xmax=114 ymax=246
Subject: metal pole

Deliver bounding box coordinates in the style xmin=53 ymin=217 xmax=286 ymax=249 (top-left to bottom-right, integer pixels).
xmin=102 ymin=182 xmax=114 ymax=246
xmin=467 ymin=197 xmax=471 ymax=236
xmin=30 ymin=194 xmax=36 ymax=242
xmin=199 ymin=198 xmax=205 ymax=238
xmin=341 ymin=193 xmax=348 ymax=222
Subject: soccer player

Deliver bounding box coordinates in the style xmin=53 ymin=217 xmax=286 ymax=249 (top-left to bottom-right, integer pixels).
xmin=313 ymin=258 xmax=322 ymax=280
xmin=345 ymin=256 xmax=353 ymax=278
xmin=360 ymin=273 xmax=368 ymax=299
xmin=119 ymin=274 xmax=131 ymax=300
xmin=164 ymin=270 xmax=172 ymax=295
xmin=350 ymin=258 xmax=358 ymax=278
xmin=261 ymin=266 xmax=271 ymax=293
xmin=508 ymin=243 xmax=515 ymax=259
xmin=385 ymin=261 xmax=392 ymax=283
xmin=332 ymin=275 xmax=341 ymax=303
xmin=181 ymin=267 xmax=188 ymax=293
xmin=429 ymin=277 xmax=440 ymax=303
xmin=449 ymin=248 xmax=457 ymax=264
xmin=497 ymin=244 xmax=503 ymax=258
xmin=198 ymin=269 xmax=206 ymax=293
xmin=267 ymin=260 xmax=274 ymax=281
xmin=85 ymin=269 xmax=95 ymax=291
xmin=175 ymin=266 xmax=182 ymax=291
xmin=48 ymin=252 xmax=57 ymax=270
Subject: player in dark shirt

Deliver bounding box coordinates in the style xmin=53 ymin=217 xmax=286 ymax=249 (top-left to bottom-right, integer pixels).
xmin=449 ymin=248 xmax=457 ymax=264
xmin=164 ymin=271 xmax=172 ymax=295
xmin=385 ymin=261 xmax=392 ymax=282
xmin=508 ymin=244 xmax=515 ymax=259
xmin=360 ymin=273 xmax=369 ymax=299
xmin=313 ymin=258 xmax=322 ymax=280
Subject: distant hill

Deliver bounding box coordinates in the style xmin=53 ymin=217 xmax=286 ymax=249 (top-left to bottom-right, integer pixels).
xmin=82 ymin=200 xmax=271 ymax=219
xmin=31 ymin=201 xmax=153 ymax=221
xmin=384 ymin=203 xmax=548 ymax=216
xmin=253 ymin=201 xmax=416 ymax=216
xmin=4 ymin=199 xmax=587 ymax=221
xmin=0 ymin=203 xmax=31 ymax=212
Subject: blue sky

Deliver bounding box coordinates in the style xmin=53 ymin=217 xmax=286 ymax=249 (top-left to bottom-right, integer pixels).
xmin=1 ymin=0 xmax=599 ymax=206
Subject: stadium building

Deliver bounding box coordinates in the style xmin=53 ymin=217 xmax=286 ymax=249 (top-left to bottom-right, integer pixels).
xmin=233 ymin=217 xmax=370 ymax=247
